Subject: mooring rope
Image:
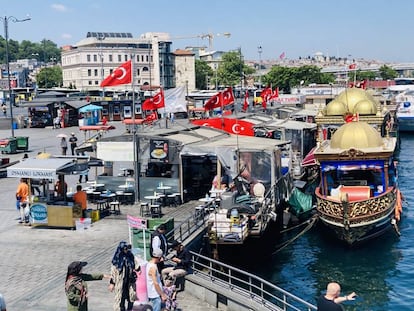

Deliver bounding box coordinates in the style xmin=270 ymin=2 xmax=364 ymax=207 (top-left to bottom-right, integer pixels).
xmin=271 ymin=215 xmax=319 ymax=255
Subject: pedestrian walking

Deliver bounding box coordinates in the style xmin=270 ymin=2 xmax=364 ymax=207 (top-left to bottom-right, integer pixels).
xmin=61 ymin=137 xmax=68 ymax=155
xmin=69 ymin=133 xmax=78 ymax=155
xmin=0 ymin=292 xmax=6 ymax=311
xmin=146 ymin=249 xmax=168 ymax=311
xmin=65 ymin=261 xmax=110 ymax=311
xmin=108 ymin=241 xmax=141 ymax=311
xmin=15 ymin=178 xmax=29 ymax=224
xmin=1 ymin=104 xmax=6 ymax=117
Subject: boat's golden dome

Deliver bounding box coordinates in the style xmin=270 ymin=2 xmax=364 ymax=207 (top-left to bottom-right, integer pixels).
xmin=330 ymin=121 xmax=383 ymax=149
xmin=325 ymin=100 xmax=347 ymax=116
xmin=335 ymin=88 xmax=377 ymax=114
xmin=354 ymin=99 xmax=377 ymax=115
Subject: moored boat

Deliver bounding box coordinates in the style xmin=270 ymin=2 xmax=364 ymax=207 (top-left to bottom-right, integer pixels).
xmin=313 ymin=121 xmax=401 ymax=245
xmin=395 ymin=90 xmax=414 ymax=132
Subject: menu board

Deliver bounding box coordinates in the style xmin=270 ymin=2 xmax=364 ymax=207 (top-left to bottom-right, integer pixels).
xmin=149 ymin=139 xmax=169 ymax=163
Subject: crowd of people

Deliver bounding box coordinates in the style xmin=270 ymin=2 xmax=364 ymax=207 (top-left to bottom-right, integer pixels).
xmin=62 ymin=224 xmax=192 ymax=311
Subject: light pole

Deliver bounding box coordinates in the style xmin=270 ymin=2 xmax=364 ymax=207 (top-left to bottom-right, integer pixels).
xmin=257 ymin=46 xmax=262 ymax=88
xmin=97 ymin=35 xmax=105 ymax=97
xmin=1 ymin=15 xmax=31 ymax=137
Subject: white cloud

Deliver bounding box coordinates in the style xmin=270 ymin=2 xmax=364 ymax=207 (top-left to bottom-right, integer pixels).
xmin=51 ymin=4 xmax=69 ymax=12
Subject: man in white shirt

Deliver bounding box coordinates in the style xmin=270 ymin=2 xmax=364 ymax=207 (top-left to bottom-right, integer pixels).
xmin=146 ymin=249 xmax=167 ymax=311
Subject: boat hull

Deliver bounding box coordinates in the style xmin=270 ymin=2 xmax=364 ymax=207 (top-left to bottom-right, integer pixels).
xmin=397 ymin=115 xmax=414 ymax=132
xmin=315 ymin=188 xmax=398 ymax=245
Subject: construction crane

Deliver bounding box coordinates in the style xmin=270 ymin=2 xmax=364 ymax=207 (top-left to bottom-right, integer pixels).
xmin=171 ymin=32 xmax=231 ymax=50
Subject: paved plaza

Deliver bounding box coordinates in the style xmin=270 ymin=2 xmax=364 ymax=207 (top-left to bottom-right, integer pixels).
xmin=0 ymin=118 xmax=219 ymax=310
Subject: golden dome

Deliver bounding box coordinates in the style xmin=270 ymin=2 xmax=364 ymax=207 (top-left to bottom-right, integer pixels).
xmin=325 ymin=100 xmax=347 ymax=116
xmin=354 ymin=99 xmax=377 ymax=115
xmin=330 ymin=121 xmax=383 ymax=149
xmin=336 ymin=88 xmax=377 ymax=114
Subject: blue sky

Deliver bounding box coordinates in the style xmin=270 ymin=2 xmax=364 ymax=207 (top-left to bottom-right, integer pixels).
xmin=2 ymin=0 xmax=413 ymax=63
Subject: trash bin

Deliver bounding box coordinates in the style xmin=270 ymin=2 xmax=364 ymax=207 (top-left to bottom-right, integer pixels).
xmin=16 ymin=136 xmax=29 ymax=151
xmin=0 ymin=137 xmax=17 ymax=154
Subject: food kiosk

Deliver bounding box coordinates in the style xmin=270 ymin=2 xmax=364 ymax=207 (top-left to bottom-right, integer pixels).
xmin=7 ymin=157 xmax=85 ymax=228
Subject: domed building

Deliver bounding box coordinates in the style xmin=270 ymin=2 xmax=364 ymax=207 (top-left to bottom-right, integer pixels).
xmin=315 ymin=88 xmax=395 ymax=140
xmin=330 ymin=121 xmax=383 ymax=150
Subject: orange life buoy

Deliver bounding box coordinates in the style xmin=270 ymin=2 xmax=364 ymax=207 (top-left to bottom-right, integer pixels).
xmin=395 ymin=190 xmax=403 ymax=221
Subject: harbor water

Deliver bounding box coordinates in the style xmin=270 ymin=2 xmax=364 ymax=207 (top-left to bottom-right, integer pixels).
xmin=228 ymin=133 xmax=414 ymax=311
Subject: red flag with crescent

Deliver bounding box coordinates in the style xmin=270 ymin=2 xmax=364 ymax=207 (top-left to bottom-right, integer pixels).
xmin=191 ymin=118 xmax=254 ymax=136
xmin=100 ymin=60 xmax=132 ymax=87
xmin=242 ymin=91 xmax=249 ymax=112
xmin=270 ymin=87 xmax=279 ymax=100
xmin=142 ymin=89 xmax=165 ymax=110
xmin=204 ymin=92 xmax=223 ymax=111
xmin=144 ymin=111 xmax=158 ymax=123
xmin=222 ymin=87 xmax=235 ymax=106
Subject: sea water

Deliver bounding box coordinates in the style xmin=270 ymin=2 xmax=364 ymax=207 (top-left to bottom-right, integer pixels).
xmin=229 ymin=133 xmax=414 ymax=311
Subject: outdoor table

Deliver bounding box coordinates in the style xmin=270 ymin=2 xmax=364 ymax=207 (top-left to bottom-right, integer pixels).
xmin=144 ymin=195 xmax=161 ymax=205
xmin=157 ymin=185 xmax=171 ymax=206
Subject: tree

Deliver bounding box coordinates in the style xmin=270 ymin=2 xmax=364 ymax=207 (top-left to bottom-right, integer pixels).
xmin=36 ymin=66 xmax=62 ymax=88
xmin=195 ymin=59 xmax=213 ymax=90
xmin=217 ymin=50 xmax=254 ymax=87
xmin=355 ymin=70 xmax=377 ymax=81
xmin=263 ymin=65 xmax=335 ymax=93
xmin=378 ymin=65 xmax=398 ymax=80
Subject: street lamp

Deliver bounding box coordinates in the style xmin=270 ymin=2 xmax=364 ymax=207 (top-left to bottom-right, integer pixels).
xmin=1 ymin=15 xmax=31 ymax=137
xmin=97 ymin=34 xmax=105 ymax=97
xmin=257 ymin=46 xmax=262 ymax=88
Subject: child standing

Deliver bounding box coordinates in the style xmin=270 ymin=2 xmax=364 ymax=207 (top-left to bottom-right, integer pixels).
xmin=162 ymin=277 xmax=177 ymax=311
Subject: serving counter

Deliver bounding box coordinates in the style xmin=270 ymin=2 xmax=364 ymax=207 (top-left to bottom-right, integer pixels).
xmin=30 ymin=201 xmax=82 ymax=228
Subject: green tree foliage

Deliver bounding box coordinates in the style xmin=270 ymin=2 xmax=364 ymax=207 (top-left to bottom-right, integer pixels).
xmin=0 ymin=37 xmax=60 ymax=63
xmin=217 ymin=50 xmax=254 ymax=87
xmin=263 ymin=65 xmax=335 ymax=93
xmin=378 ymin=65 xmax=398 ymax=80
xmin=36 ymin=66 xmax=62 ymax=88
xmin=354 ymin=70 xmax=377 ymax=81
xmin=195 ymin=59 xmax=213 ymax=90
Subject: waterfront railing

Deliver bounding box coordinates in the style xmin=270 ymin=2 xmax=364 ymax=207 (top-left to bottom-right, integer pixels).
xmin=189 ymin=251 xmax=317 ymax=311
xmin=166 ymin=206 xmax=317 ymax=310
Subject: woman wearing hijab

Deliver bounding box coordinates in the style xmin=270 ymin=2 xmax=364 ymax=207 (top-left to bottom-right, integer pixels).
xmin=64 ymin=261 xmax=109 ymax=311
xmin=109 ymin=241 xmax=141 ymax=311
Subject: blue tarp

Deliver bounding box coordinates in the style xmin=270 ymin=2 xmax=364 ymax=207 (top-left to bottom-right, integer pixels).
xmin=79 ymin=104 xmax=103 ymax=113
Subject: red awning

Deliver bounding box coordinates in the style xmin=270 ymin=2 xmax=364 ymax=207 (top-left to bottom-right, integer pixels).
xmin=301 ymin=147 xmax=318 ymax=167
xmin=79 ymin=125 xmax=116 ymax=131
xmin=122 ymin=118 xmax=145 ymax=125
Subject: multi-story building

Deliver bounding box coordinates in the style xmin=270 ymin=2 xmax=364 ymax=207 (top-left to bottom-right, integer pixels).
xmin=61 ymin=31 xmax=195 ymax=93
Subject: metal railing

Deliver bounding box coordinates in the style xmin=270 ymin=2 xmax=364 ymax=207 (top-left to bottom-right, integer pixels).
xmin=165 ymin=208 xmax=317 ymax=311
xmin=190 ymin=251 xmax=317 ymax=311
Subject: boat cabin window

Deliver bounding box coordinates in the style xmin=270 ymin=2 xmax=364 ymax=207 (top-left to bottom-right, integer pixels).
xmin=322 ymin=161 xmax=385 ymax=196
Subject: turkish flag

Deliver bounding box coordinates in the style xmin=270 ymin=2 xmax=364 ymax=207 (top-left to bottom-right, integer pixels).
xmin=144 ymin=111 xmax=158 ymax=123
xmin=260 ymin=87 xmax=272 ymax=101
xmin=222 ymin=118 xmax=255 ymax=136
xmin=100 ymin=60 xmax=132 ymax=87
xmin=349 ymin=63 xmax=357 ymax=70
xmin=142 ymin=89 xmax=165 ymax=110
xmin=222 ymin=87 xmax=235 ymax=106
xmin=270 ymin=87 xmax=279 ymax=100
xmin=191 ymin=118 xmax=254 ymax=136
xmin=242 ymin=91 xmax=249 ymax=112
xmin=204 ymin=92 xmax=223 ymax=111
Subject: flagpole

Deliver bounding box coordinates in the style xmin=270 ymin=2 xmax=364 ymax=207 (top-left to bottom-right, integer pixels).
xmin=131 ymin=54 xmax=139 ymax=203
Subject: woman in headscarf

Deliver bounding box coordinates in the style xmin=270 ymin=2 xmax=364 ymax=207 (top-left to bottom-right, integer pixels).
xmin=64 ymin=261 xmax=109 ymax=311
xmin=109 ymin=241 xmax=140 ymax=311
